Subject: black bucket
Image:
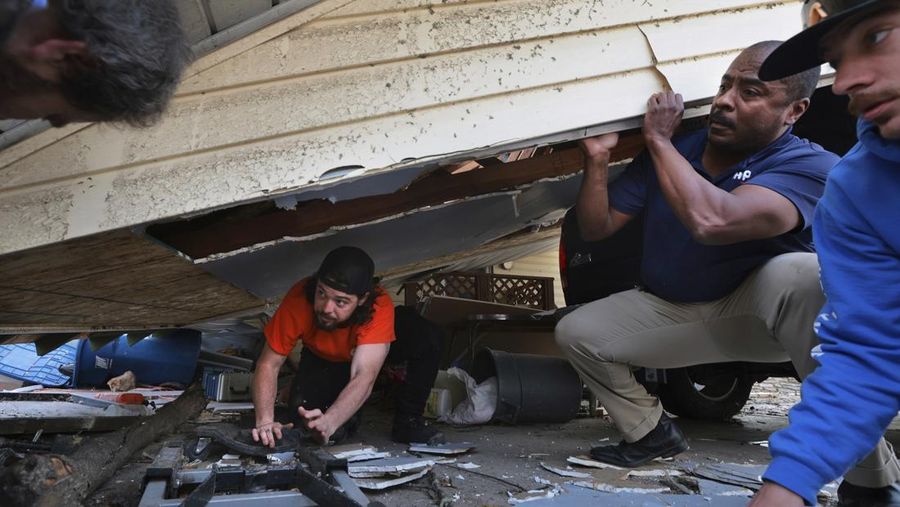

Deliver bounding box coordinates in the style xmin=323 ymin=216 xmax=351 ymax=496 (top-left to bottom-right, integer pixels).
xmin=472 ymin=348 xmax=582 ymax=424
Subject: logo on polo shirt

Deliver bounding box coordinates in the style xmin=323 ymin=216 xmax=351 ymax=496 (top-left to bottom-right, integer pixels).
xmin=733 ymin=170 xmax=753 ymax=182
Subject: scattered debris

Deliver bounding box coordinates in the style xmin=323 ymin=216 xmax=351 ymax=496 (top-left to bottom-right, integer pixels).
xmin=206 ymin=401 xmax=254 ymax=412
xmin=566 ymin=455 xmax=625 ymax=470
xmin=747 ymin=440 xmax=769 ymax=448
xmin=106 ymin=371 xmax=136 ymax=392
xmin=567 ymin=480 xmax=670 ymax=494
xmin=330 ymin=443 xmax=376 ymax=458
xmin=457 ymin=462 xmax=481 ymax=470
xmin=353 ymin=468 xmax=430 ymax=490
xmin=625 ymin=469 xmax=684 ymax=478
xmin=0 ymin=384 xmax=207 ymax=506
xmin=409 ymin=441 xmax=475 ymax=455
xmin=348 ymin=457 xmax=435 ymax=477
xmin=533 ymin=475 xmax=553 ymax=486
xmin=684 ymin=462 xmax=765 ymax=492
xmin=5 ymin=385 xmax=43 ymax=394
xmin=266 ymin=451 xmax=295 ymax=465
xmin=508 ymin=484 xmax=563 ymax=504
xmin=329 ymin=443 xmax=391 ymax=462
xmin=448 ymin=464 xmax=529 ymax=491
xmin=540 ymin=463 xmax=592 ymax=479
xmin=660 ymin=474 xmax=701 ymax=495
xmin=215 ymin=456 xmax=241 ymax=468
xmin=0 ymin=392 xmax=153 ymax=435
xmin=519 ymin=453 xmax=550 ymax=459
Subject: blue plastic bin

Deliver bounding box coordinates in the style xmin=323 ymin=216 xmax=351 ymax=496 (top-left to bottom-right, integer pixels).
xmin=72 ymin=330 xmax=201 ymax=387
xmin=0 ymin=340 xmax=78 ymax=387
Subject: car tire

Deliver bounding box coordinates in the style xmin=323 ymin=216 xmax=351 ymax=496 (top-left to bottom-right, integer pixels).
xmin=657 ymin=366 xmax=754 ymax=421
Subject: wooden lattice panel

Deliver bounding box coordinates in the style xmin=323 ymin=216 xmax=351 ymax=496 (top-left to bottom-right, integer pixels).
xmin=410 ymin=273 xmax=478 ymax=302
xmin=490 ymin=276 xmax=547 ymax=308
xmin=405 ymin=271 xmax=554 ymax=310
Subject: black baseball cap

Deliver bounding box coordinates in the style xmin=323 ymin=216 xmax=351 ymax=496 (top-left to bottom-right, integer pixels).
xmin=759 ymin=0 xmax=886 ymax=81
xmin=316 ymin=246 xmax=375 ymax=296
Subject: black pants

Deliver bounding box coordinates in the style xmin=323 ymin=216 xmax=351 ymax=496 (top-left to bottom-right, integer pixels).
xmin=288 ymin=306 xmax=445 ymax=426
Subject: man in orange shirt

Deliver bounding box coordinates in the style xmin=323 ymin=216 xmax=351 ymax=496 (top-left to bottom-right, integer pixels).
xmin=251 ymin=246 xmax=445 ymax=446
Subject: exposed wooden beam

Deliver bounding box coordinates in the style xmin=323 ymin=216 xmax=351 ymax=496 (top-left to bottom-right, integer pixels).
xmin=147 ymin=131 xmax=645 ymax=259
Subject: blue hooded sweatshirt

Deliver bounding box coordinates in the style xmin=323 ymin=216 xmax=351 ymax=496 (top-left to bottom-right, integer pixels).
xmin=763 ymin=120 xmax=900 ymax=505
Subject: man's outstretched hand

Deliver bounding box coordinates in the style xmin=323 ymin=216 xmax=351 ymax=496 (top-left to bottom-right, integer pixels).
xmin=252 ymin=421 xmax=293 ymax=448
xmin=298 ymin=406 xmax=338 ymax=445
xmin=749 ymin=482 xmax=805 ymax=507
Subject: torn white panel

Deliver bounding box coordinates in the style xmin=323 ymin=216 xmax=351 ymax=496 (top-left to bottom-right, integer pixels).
xmin=640 ymin=3 xmax=799 ymax=97
xmin=198 ymin=194 xmax=523 ymax=298
xmin=639 ymin=3 xmax=799 ymax=65
xmin=198 ymin=175 xmax=581 ymax=298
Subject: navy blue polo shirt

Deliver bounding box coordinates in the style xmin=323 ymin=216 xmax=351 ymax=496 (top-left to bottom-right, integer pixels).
xmin=608 ymin=128 xmax=838 ymax=303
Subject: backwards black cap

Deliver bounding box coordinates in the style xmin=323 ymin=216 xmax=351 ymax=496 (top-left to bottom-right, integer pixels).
xmin=759 ymin=0 xmax=886 ymax=81
xmin=316 ymin=246 xmax=375 ymax=296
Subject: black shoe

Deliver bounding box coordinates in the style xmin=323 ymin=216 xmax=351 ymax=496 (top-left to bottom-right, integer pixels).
xmin=392 ymin=415 xmax=446 ymax=445
xmin=589 ymin=414 xmax=689 ymax=467
xmin=838 ymin=480 xmax=900 ymax=507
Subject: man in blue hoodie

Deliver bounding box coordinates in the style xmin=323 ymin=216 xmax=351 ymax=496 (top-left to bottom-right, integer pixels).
xmin=752 ymin=1 xmax=900 ymax=506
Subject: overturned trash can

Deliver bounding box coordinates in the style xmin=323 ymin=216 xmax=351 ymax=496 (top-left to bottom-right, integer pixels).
xmin=472 ymin=348 xmax=582 ymax=424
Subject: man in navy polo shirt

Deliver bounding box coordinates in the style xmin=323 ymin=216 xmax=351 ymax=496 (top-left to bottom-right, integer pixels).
xmin=555 ymin=41 xmax=839 ymax=467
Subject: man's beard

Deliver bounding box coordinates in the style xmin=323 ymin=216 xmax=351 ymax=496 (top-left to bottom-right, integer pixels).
xmin=315 ymin=312 xmax=350 ymax=331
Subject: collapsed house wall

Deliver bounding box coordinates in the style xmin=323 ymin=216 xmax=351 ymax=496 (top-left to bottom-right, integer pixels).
xmin=0 ymin=0 xmax=801 ymax=256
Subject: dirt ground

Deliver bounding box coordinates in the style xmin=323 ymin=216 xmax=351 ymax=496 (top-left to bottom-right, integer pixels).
xmin=78 ymin=377 xmax=900 ymax=507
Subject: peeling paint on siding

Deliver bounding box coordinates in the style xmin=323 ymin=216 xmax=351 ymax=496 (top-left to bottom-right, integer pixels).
xmin=0 ymin=0 xmax=805 ymax=256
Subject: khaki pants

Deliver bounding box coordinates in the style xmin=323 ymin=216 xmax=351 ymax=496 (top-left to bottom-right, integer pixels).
xmin=556 ymin=252 xmax=900 ymax=487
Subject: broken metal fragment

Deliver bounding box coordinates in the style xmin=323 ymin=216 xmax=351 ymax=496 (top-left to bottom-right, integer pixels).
xmin=347 ymin=457 xmax=435 ymax=477
xmin=539 ymin=463 xmax=592 ymax=479
xmin=352 ymin=468 xmax=429 ymax=490
xmin=408 ymin=441 xmax=475 ymax=455
xmin=566 ymin=455 xmax=625 ymax=470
